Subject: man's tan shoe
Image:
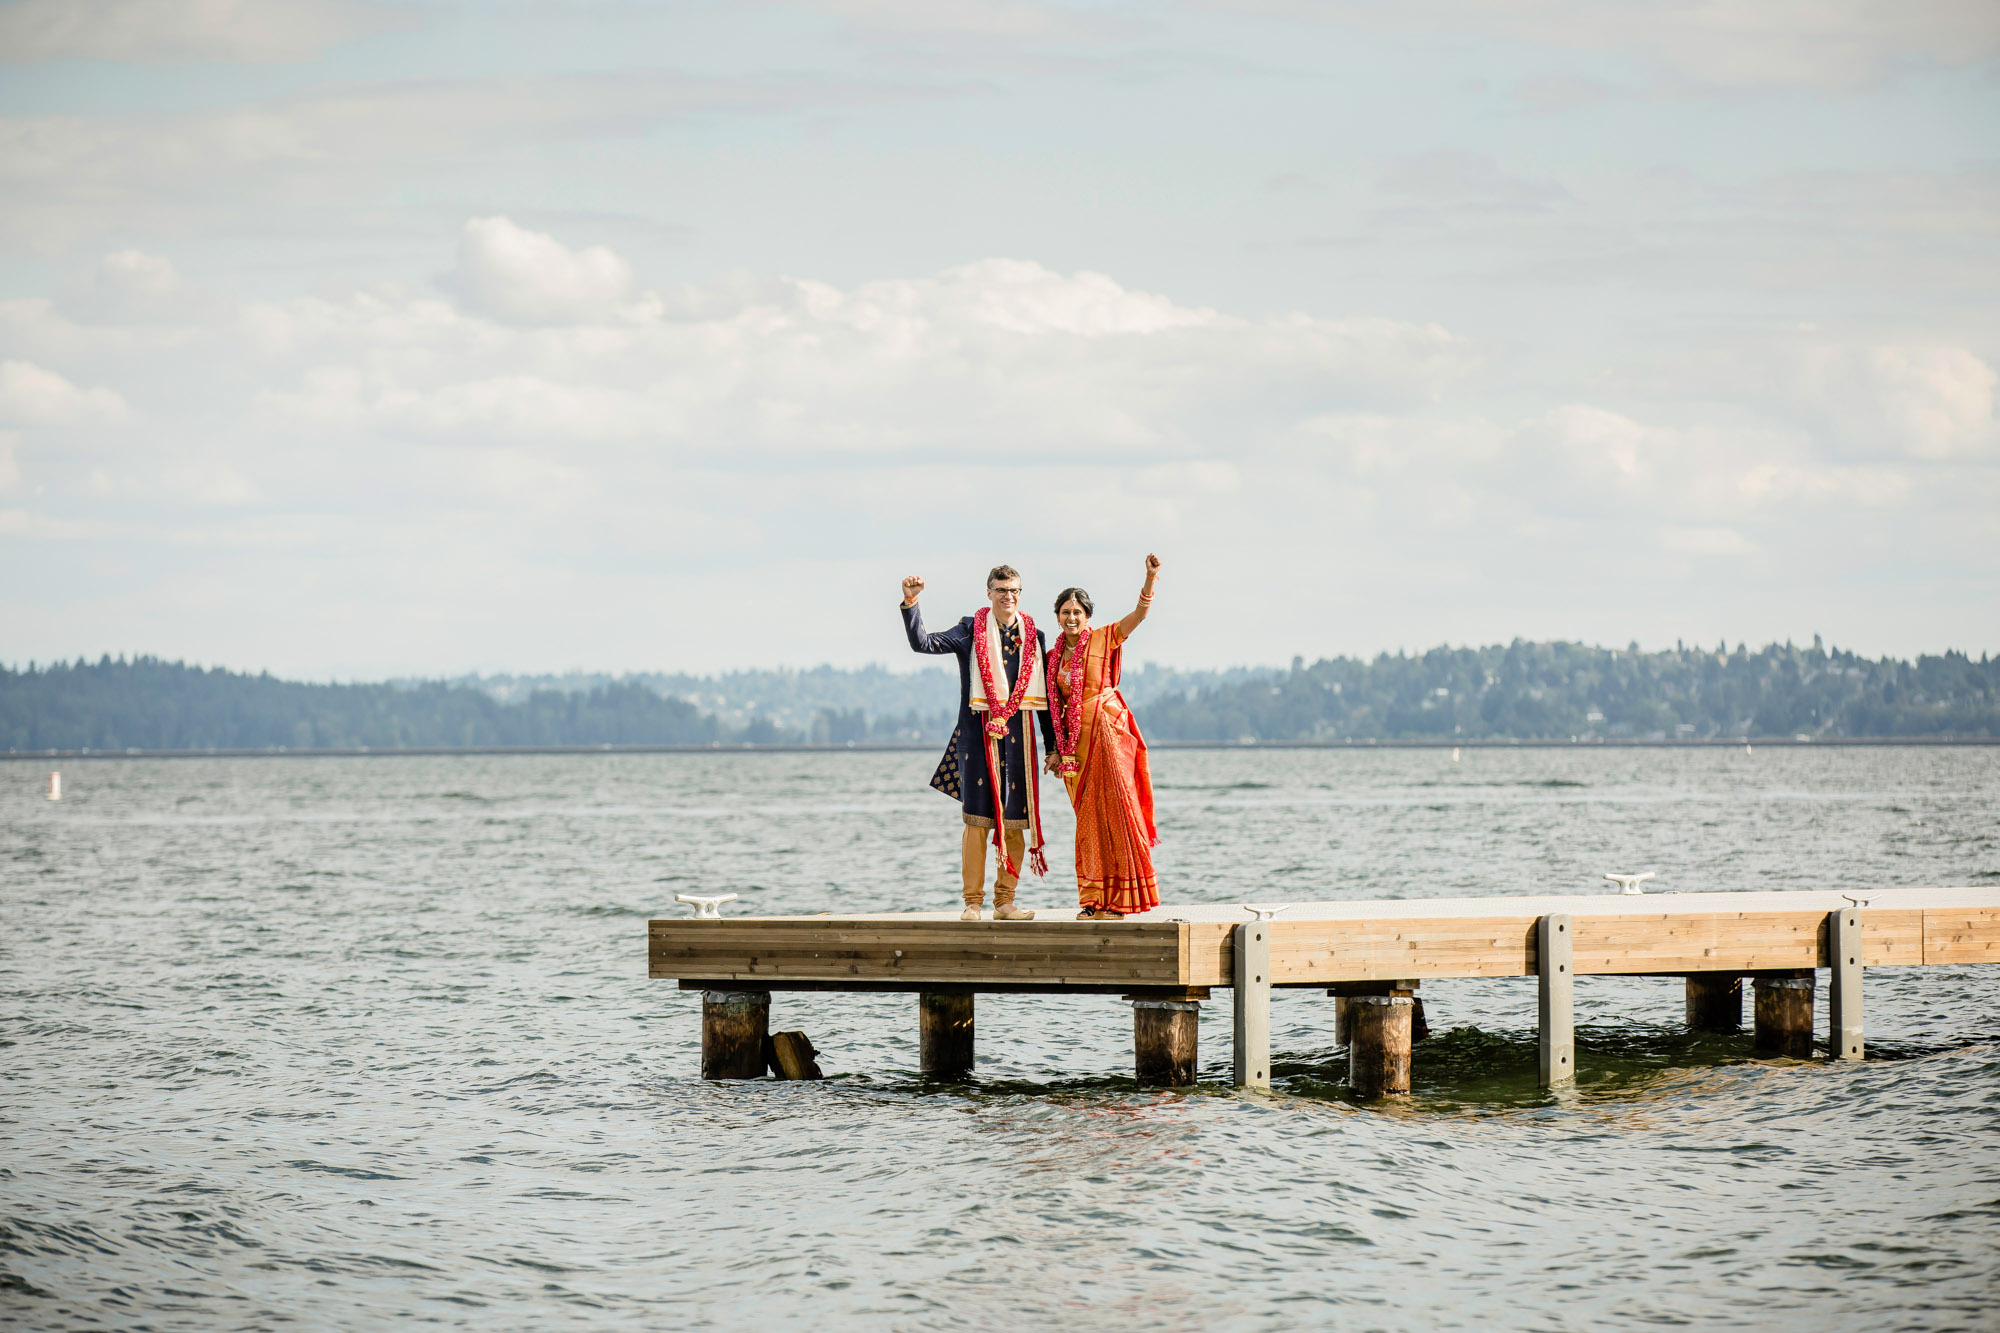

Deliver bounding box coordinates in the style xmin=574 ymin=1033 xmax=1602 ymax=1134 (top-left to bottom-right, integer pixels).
xmin=959 ymin=905 xmax=983 ymax=921
xmin=992 ymin=904 xmax=1035 ymax=920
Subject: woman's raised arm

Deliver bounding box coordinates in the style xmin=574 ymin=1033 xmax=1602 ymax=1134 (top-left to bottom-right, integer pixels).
xmin=1116 ymin=553 xmax=1161 ymax=639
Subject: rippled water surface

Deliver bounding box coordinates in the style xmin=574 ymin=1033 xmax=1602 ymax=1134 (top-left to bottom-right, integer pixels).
xmin=5 ymin=747 xmax=1999 ymax=1329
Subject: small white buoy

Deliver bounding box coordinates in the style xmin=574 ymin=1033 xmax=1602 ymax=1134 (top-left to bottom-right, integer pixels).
xmin=676 ymin=893 xmax=738 ymax=919
xmin=1604 ymin=872 xmax=1654 ymax=895
xmin=1451 ymin=747 xmax=1460 ymax=762
xmin=47 ymin=771 xmax=61 ymax=801
xmin=1744 ymin=744 xmax=1752 ymax=755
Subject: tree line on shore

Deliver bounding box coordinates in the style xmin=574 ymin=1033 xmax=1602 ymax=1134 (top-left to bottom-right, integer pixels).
xmin=3 ymin=640 xmax=1995 ymax=753
xmin=1144 ymin=639 xmax=1997 ymax=742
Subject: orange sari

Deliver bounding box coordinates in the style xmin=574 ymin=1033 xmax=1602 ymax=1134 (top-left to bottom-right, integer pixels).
xmin=1049 ymin=621 xmax=1159 ymax=914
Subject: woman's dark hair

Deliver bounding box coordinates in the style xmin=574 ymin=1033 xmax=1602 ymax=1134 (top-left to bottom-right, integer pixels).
xmin=1053 ymin=587 xmax=1093 ymax=618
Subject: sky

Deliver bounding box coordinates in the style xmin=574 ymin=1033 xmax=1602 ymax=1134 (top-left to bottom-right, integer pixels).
xmin=0 ymin=0 xmax=1996 ymax=678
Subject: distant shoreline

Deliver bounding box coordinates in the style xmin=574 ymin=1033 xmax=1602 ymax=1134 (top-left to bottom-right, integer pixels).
xmin=8 ymin=737 xmax=1998 ymax=760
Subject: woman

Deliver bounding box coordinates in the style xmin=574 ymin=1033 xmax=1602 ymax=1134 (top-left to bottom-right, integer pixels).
xmin=1044 ymin=553 xmax=1162 ymax=919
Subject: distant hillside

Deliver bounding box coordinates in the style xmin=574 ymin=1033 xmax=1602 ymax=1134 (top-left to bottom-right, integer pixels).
xmin=1 ymin=658 xmax=728 ymax=752
xmin=4 ymin=640 xmax=1995 ymax=753
xmin=1145 ymin=640 xmax=1999 ymax=741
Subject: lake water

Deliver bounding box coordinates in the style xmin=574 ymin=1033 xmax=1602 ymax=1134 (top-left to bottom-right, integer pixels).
xmin=4 ymin=747 xmax=1998 ymax=1329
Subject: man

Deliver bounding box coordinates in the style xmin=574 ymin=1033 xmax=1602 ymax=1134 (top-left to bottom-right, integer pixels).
xmin=901 ymin=565 xmax=1058 ymax=921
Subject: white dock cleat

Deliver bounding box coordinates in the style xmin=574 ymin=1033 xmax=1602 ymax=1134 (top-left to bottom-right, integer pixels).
xmin=1604 ymin=873 xmax=1655 ymax=896
xmin=675 ymin=893 xmax=738 ymax=919
xmin=1241 ymin=904 xmax=1291 ymax=921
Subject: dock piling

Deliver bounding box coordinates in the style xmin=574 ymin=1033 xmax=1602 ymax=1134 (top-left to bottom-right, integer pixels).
xmin=1347 ymin=996 xmax=1413 ymax=1097
xmin=1752 ymin=972 xmax=1815 ymax=1057
xmin=1828 ymin=910 xmax=1863 ymax=1062
xmin=919 ymin=991 xmax=975 ymax=1077
xmin=1232 ymin=921 xmax=1272 ymax=1090
xmin=701 ymin=989 xmax=771 ymax=1079
xmin=1134 ymin=999 xmax=1199 ymax=1086
xmin=1332 ymin=996 xmax=1351 ymax=1048
xmin=1538 ymin=914 xmax=1574 ymax=1088
xmin=1684 ymin=974 xmax=1743 ymax=1032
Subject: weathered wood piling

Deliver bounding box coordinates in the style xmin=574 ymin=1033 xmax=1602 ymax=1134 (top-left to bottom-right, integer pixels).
xmin=919 ymin=991 xmax=975 ymax=1077
xmin=651 ymin=887 xmax=2000 ymax=1097
xmin=1753 ymin=972 xmax=1816 ymax=1057
xmin=701 ymin=988 xmax=769 ymax=1079
xmin=1684 ymin=974 xmax=1743 ymax=1032
xmin=1133 ymin=1000 xmax=1200 ymax=1086
xmin=1346 ymin=995 xmax=1413 ymax=1098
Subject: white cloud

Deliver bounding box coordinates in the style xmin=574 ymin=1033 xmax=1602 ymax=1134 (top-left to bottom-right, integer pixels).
xmin=61 ymin=250 xmax=233 ymax=327
xmin=1796 ymin=344 xmax=1997 ymax=460
xmin=250 ymin=239 xmax=1475 ymax=455
xmin=94 ymin=251 xmax=183 ymax=300
xmin=906 ymin=258 xmax=1221 ymax=337
xmin=0 ymin=0 xmax=400 ymax=64
xmin=2 ymin=234 xmax=1993 ymax=672
xmin=1528 ymin=404 xmax=1675 ymax=485
xmin=0 ymin=360 xmax=129 ymax=426
xmin=443 ymin=217 xmax=640 ymax=327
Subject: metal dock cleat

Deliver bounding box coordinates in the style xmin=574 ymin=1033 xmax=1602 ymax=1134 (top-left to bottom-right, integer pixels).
xmin=1604 ymin=872 xmax=1655 ymax=895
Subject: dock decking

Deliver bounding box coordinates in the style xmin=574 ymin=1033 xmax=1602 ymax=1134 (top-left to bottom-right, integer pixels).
xmin=648 ymin=886 xmax=2000 ymax=1093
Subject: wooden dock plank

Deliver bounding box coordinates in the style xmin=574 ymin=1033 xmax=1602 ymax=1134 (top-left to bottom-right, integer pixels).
xmin=1925 ymin=908 xmax=2000 ymax=966
xmin=648 ymin=919 xmax=1183 ymax=985
xmin=1262 ymin=917 xmax=1540 ymax=984
xmin=1571 ymin=912 xmax=1823 ymax=974
xmin=1860 ymin=909 xmax=1923 ymax=967
xmin=648 ymin=888 xmax=1999 ymax=990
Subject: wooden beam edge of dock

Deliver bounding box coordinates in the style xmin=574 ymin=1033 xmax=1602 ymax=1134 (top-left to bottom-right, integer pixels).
xmin=647 ymin=904 xmax=2000 ymax=988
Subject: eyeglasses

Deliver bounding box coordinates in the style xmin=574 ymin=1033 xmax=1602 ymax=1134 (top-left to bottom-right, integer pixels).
xmin=989 ymin=587 xmax=1022 ymax=598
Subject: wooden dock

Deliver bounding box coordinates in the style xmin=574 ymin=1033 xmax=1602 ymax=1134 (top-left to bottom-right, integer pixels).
xmin=648 ymin=886 xmax=2000 ymax=1094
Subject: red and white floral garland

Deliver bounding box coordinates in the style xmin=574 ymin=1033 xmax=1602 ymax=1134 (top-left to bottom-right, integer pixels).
xmin=1047 ymin=627 xmax=1091 ymax=775
xmin=972 ymin=608 xmax=1038 ymax=739
xmin=971 ymin=607 xmax=1048 ymax=877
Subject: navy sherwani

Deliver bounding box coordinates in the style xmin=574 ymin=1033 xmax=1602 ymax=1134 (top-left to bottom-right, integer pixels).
xmin=902 ymin=603 xmax=1057 ymax=829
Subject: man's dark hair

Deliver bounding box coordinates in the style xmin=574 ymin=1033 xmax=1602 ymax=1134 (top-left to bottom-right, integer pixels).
xmin=987 ymin=564 xmax=1021 ymax=588
xmin=1053 ymin=587 xmax=1093 ymax=617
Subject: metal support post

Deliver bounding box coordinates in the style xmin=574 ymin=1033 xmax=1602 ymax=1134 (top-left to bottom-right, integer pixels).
xmin=1538 ymin=914 xmax=1574 ymax=1089
xmin=1233 ymin=921 xmax=1271 ymax=1090
xmin=1828 ymin=910 xmax=1864 ymax=1062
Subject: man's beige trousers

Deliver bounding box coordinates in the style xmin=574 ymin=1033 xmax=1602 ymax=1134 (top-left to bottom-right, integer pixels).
xmin=961 ymin=824 xmax=1026 ymax=909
